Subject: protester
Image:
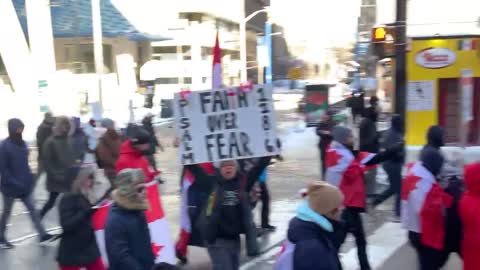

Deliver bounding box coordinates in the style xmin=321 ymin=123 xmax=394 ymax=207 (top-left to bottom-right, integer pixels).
xmin=364 ymin=96 xmax=379 ymax=123
xmin=274 ymin=181 xmax=343 ymax=270
xmin=325 ymin=126 xmax=403 ymax=270
xmin=359 ymin=105 xmax=380 ymax=199
xmin=459 ymin=163 xmax=480 ymax=270
xmin=258 ymin=169 xmax=275 ymax=231
xmin=421 ymin=125 xmax=444 ymax=157
xmin=116 ymin=126 xmax=161 ymax=183
xmin=401 ymin=147 xmax=452 ymax=270
xmin=57 ymin=166 xmax=105 ymax=270
xmin=36 ymin=112 xmax=55 ymax=174
xmin=175 ymin=163 xmax=215 ymax=264
xmin=0 ymin=119 xmax=54 ymax=248
xmin=70 ymin=117 xmax=88 ymax=164
xmin=142 ymin=114 xmax=164 ymax=171
xmin=40 ymin=116 xmax=77 ymax=218
xmin=186 ymin=156 xmax=272 ymax=270
xmin=349 ymin=89 xmax=365 ymax=125
xmin=316 ymin=110 xmax=335 ymax=176
xmin=373 ymin=115 xmax=405 ymax=220
xmin=105 ymin=168 xmax=154 ymax=270
xmin=96 ymin=118 xmax=122 ymax=185
xmin=83 ymin=119 xmax=100 ymax=165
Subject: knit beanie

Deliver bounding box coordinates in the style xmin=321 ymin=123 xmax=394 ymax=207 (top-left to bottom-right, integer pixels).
xmin=100 ymin=118 xmax=115 ymax=129
xmin=307 ymin=181 xmax=344 ymax=216
xmin=130 ymin=126 xmax=150 ymax=145
xmin=112 ymin=169 xmax=149 ymax=210
xmin=332 ymin=126 xmax=353 ymax=146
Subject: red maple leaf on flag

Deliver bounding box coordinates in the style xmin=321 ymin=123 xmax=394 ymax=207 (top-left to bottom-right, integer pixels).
xmin=326 ymin=150 xmax=342 ymax=168
xmin=151 ymin=243 xmax=164 ymax=257
xmin=401 ymin=174 xmax=422 ymax=200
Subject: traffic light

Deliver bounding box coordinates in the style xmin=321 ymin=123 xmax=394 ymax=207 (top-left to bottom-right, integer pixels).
xmin=373 ymin=26 xmax=387 ymax=43
xmin=371 ymin=25 xmax=395 ymax=59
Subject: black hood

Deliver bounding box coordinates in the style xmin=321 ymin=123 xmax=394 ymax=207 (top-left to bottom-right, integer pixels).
xmin=363 ymin=107 xmax=378 ymax=122
xmin=420 ymin=147 xmax=444 ymax=177
xmin=8 ymin=118 xmax=25 ymax=143
xmin=391 ymin=115 xmax=404 ymax=134
xmin=426 ymin=126 xmax=444 ymax=149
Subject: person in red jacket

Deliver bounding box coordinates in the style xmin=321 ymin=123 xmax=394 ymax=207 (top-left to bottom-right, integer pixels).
xmin=325 ymin=126 xmax=402 ymax=270
xmin=459 ymin=163 xmax=480 ymax=270
xmin=115 ymin=126 xmax=160 ymax=183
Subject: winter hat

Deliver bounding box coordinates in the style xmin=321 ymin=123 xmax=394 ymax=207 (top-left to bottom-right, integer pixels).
xmin=130 ymin=126 xmax=151 ymax=145
xmin=307 ymin=181 xmax=344 ymax=216
xmin=332 ymin=126 xmax=353 ymax=145
xmin=100 ymin=118 xmax=115 ymax=129
xmin=112 ymin=168 xmax=149 ymax=210
xmin=420 ymin=147 xmax=444 ymax=177
xmin=214 ymin=159 xmax=238 ymax=169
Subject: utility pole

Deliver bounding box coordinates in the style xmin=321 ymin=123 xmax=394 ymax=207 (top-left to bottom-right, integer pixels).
xmin=394 ymin=0 xmax=407 ymax=122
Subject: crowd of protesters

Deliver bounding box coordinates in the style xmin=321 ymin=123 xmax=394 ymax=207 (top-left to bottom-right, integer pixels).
xmin=1 ymin=93 xmax=480 ymax=270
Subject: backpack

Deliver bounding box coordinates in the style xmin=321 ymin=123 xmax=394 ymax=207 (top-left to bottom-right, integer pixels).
xmin=273 ymin=240 xmax=296 ymax=270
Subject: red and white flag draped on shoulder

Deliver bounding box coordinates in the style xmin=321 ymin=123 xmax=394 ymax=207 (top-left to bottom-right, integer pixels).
xmin=325 ymin=141 xmax=375 ymax=209
xmin=401 ymin=162 xmax=453 ymax=250
xmin=92 ymin=182 xmax=176 ymax=267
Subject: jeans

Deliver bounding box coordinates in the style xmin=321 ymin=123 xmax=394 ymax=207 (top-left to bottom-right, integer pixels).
xmin=0 ymin=194 xmax=47 ymax=240
xmin=259 ymin=182 xmax=270 ymax=227
xmin=207 ymin=238 xmax=241 ymax=270
xmin=374 ymin=162 xmax=402 ymax=217
xmin=339 ymin=208 xmax=371 ymax=270
xmin=59 ymin=257 xmax=106 ymax=270
xmin=40 ymin=192 xmax=60 ymax=218
xmin=408 ymin=231 xmax=449 ymax=270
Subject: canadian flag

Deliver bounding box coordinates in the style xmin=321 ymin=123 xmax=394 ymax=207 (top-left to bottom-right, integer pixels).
xmin=325 ymin=141 xmax=376 ymax=209
xmin=325 ymin=141 xmax=375 ymax=187
xmin=175 ymin=164 xmax=214 ymax=258
xmin=92 ymin=182 xmax=176 ymax=267
xmin=212 ymin=31 xmax=222 ymax=89
xmin=401 ymin=162 xmax=453 ymax=250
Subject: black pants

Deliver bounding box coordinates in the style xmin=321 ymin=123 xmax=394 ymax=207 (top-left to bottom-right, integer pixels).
xmin=373 ymin=162 xmax=402 ymax=217
xmin=340 ymin=208 xmax=371 ymax=270
xmin=319 ymin=145 xmax=327 ymax=178
xmin=408 ymin=231 xmax=449 ymax=270
xmin=40 ymin=192 xmax=60 ymax=218
xmin=259 ymin=182 xmax=270 ymax=227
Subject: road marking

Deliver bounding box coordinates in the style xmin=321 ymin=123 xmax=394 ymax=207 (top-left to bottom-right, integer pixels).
xmin=340 ymin=222 xmax=406 ymax=270
xmin=11 ymin=226 xmax=61 ymax=244
xmin=240 ymin=246 xmax=282 ymax=270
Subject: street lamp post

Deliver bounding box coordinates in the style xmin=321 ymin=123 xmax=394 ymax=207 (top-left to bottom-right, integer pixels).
xmin=240 ymin=7 xmax=269 ymax=82
xmin=92 ymin=0 xmax=104 ymax=114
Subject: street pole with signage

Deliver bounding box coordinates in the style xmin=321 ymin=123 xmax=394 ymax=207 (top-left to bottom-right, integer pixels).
xmin=394 ymin=0 xmax=407 ymax=124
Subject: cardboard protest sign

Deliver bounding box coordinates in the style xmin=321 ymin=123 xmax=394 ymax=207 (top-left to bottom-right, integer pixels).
xmin=173 ymin=85 xmax=278 ymax=165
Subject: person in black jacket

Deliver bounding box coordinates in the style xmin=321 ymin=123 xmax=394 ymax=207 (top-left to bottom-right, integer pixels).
xmin=36 ymin=112 xmax=55 ymax=174
xmin=316 ymin=110 xmax=336 ymax=177
xmin=0 ymin=119 xmax=53 ymax=249
xmin=373 ymin=115 xmax=405 ymax=220
xmin=142 ymin=114 xmax=164 ymax=171
xmin=187 ymin=156 xmax=271 ymax=270
xmin=359 ymin=106 xmax=380 ymax=198
xmin=105 ymin=168 xmax=154 ymax=270
xmin=57 ymin=166 xmax=105 ymax=270
xmin=277 ymin=181 xmax=343 ymax=270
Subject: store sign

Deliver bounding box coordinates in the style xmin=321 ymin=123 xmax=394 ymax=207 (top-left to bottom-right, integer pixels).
xmin=415 ymin=48 xmax=456 ymax=69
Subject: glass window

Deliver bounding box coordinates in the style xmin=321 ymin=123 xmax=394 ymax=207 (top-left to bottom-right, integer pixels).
xmin=201 ymin=47 xmax=211 ymax=60
xmin=157 ymin=78 xmax=179 ymax=84
xmin=63 ymin=43 xmax=113 ymax=74
xmin=202 ymin=77 xmax=208 ymax=84
xmin=184 ymin=77 xmax=192 ymax=84
xmin=153 ymin=46 xmax=176 ymax=54
xmin=182 ymin=46 xmax=191 ymax=60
